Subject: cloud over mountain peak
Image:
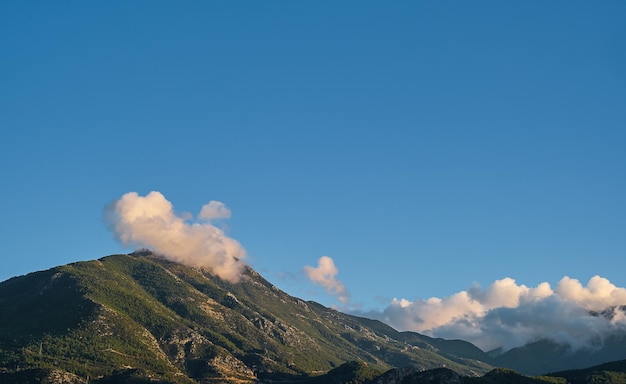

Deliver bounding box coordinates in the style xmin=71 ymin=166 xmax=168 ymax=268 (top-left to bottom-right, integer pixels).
xmin=105 ymin=191 xmax=246 ymax=282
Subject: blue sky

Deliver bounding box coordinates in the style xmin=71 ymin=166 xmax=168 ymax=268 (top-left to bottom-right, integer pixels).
xmin=1 ymin=1 xmax=625 ymax=329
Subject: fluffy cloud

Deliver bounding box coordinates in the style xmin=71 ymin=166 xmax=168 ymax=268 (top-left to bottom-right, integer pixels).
xmin=105 ymin=191 xmax=246 ymax=282
xmin=555 ymin=276 xmax=626 ymax=310
xmin=199 ymin=200 xmax=232 ymax=221
xmin=304 ymin=256 xmax=351 ymax=304
xmin=376 ymin=276 xmax=626 ymax=352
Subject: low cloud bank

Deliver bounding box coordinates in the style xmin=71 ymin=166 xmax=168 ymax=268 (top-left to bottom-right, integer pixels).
xmin=304 ymin=256 xmax=351 ymax=304
xmin=105 ymin=191 xmax=246 ymax=282
xmin=374 ymin=276 xmax=626 ymax=352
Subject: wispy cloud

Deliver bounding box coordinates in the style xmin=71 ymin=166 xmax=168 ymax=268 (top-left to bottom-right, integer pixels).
xmin=104 ymin=191 xmax=246 ymax=282
xmin=366 ymin=276 xmax=626 ymax=352
xmin=304 ymin=256 xmax=351 ymax=304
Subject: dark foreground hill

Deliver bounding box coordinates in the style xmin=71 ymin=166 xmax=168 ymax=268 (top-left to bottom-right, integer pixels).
xmin=296 ymin=359 xmax=626 ymax=384
xmin=0 ymin=252 xmax=492 ymax=383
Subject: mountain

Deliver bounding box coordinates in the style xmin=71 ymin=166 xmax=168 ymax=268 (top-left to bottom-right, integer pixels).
xmin=489 ymin=331 xmax=626 ymax=375
xmin=0 ymin=251 xmax=492 ymax=383
xmin=3 ymin=251 xmax=626 ymax=383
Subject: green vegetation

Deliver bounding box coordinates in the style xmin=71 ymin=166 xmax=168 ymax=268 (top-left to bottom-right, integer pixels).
xmin=466 ymin=368 xmax=566 ymax=384
xmin=307 ymin=361 xmax=384 ymax=384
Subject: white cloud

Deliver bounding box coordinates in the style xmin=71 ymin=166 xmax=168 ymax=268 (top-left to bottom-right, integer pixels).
xmin=304 ymin=256 xmax=351 ymax=304
xmin=375 ymin=276 xmax=626 ymax=352
xmin=199 ymin=200 xmax=232 ymax=221
xmin=105 ymin=191 xmax=246 ymax=282
xmin=555 ymin=275 xmax=626 ymax=311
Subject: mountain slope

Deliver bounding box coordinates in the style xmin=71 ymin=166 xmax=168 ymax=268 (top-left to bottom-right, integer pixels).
xmin=0 ymin=252 xmax=492 ymax=383
xmin=353 ymin=317 xmax=489 ymax=367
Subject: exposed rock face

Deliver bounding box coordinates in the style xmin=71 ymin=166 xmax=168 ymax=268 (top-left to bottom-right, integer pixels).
xmin=46 ymin=369 xmax=86 ymax=384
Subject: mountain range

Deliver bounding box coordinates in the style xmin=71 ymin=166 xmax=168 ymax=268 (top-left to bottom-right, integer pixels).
xmin=1 ymin=251 xmax=626 ymax=383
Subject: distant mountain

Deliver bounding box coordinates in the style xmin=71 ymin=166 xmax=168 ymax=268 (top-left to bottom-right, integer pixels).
xmin=490 ymin=329 xmax=626 ymax=375
xmin=0 ymin=251 xmax=491 ymax=383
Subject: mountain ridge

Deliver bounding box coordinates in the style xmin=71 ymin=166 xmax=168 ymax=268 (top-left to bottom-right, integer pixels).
xmin=0 ymin=251 xmax=491 ymax=383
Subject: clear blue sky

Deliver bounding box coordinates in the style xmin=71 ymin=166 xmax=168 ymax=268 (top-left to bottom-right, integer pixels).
xmin=1 ymin=1 xmax=625 ymax=313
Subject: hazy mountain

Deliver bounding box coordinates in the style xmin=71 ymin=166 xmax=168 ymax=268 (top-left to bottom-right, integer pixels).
xmin=489 ymin=333 xmax=626 ymax=376
xmin=488 ymin=305 xmax=626 ymax=376
xmin=0 ymin=251 xmax=490 ymax=383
